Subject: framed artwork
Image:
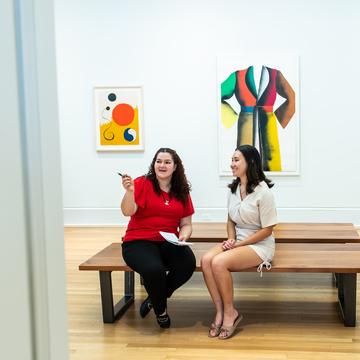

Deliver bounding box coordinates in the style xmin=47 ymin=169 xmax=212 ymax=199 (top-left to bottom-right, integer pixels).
xmin=217 ymin=54 xmax=299 ymax=176
xmin=94 ymin=86 xmax=144 ymax=151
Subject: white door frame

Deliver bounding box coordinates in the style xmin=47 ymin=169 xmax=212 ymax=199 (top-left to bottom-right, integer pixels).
xmin=1 ymin=0 xmax=68 ymax=359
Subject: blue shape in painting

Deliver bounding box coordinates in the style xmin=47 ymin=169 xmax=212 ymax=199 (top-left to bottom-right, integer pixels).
xmin=124 ymin=128 xmax=137 ymax=142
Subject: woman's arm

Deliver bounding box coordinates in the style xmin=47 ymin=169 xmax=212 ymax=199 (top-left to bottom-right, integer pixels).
xmin=236 ymin=225 xmax=275 ymax=247
xmin=178 ymin=216 xmax=192 ymax=241
xmin=222 ymin=216 xmax=238 ymax=250
xmin=224 ymin=188 xmax=277 ymax=250
xmin=120 ymin=175 xmax=138 ymax=216
xmin=226 ymin=215 xmax=236 ymax=240
xmin=236 ymin=187 xmax=277 ymax=246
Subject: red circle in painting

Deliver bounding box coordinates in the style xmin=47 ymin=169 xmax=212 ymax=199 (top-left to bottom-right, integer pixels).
xmin=112 ymin=103 xmax=134 ymax=126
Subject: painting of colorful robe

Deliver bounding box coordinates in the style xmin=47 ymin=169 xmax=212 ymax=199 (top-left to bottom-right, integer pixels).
xmin=221 ymin=65 xmax=295 ymax=172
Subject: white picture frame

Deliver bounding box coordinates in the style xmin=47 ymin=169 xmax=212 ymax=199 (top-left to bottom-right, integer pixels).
xmin=94 ymin=86 xmax=144 ymax=151
xmin=217 ymin=54 xmax=300 ymax=176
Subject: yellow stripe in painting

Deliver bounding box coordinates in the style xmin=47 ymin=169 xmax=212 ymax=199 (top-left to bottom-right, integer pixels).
xmin=237 ymin=113 xmax=253 ymax=145
xmin=265 ymin=112 xmax=281 ymax=171
xmin=221 ymin=102 xmax=238 ymax=129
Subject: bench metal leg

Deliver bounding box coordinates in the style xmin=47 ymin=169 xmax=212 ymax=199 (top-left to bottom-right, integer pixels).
xmin=337 ymin=273 xmax=357 ymax=327
xmin=99 ymin=270 xmax=135 ymax=323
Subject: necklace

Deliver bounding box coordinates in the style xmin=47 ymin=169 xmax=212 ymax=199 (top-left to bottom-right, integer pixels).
xmin=240 ymin=184 xmax=247 ymax=199
xmin=161 ymin=192 xmax=170 ymax=205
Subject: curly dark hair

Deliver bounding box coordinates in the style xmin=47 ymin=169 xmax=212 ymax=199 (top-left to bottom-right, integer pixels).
xmin=228 ymin=145 xmax=274 ymax=194
xmin=146 ymin=148 xmax=191 ymax=204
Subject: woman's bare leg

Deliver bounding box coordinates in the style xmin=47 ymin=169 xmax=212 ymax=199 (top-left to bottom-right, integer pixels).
xmin=201 ymin=244 xmax=225 ymax=331
xmin=211 ymin=246 xmax=263 ymax=328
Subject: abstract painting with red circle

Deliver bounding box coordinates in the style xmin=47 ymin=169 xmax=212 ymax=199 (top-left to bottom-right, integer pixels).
xmin=94 ymin=86 xmax=144 ymax=151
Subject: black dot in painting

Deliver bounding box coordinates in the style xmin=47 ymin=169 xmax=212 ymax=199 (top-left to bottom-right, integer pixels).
xmin=108 ymin=93 xmax=116 ymax=102
xmin=106 ymin=106 xmax=110 ymax=110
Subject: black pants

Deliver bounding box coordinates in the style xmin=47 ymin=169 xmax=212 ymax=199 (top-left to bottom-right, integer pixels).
xmin=122 ymin=240 xmax=196 ymax=315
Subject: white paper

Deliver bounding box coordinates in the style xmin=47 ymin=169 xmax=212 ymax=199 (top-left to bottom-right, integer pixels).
xmin=159 ymin=231 xmax=193 ymax=246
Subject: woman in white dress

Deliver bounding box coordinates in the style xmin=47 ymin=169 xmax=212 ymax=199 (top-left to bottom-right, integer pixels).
xmin=201 ymin=145 xmax=277 ymax=340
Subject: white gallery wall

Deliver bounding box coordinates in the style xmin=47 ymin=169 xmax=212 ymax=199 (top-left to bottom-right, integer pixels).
xmin=55 ymin=0 xmax=360 ymax=226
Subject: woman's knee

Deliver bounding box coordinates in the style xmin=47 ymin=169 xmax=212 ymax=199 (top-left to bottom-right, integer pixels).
xmin=181 ymin=255 xmax=196 ymax=278
xmin=142 ymin=264 xmax=167 ymax=281
xmin=211 ymin=255 xmax=227 ymax=273
xmin=176 ymin=249 xmax=196 ymax=273
xmin=190 ymin=256 xmax=196 ymax=273
xmin=201 ymin=252 xmax=214 ymax=270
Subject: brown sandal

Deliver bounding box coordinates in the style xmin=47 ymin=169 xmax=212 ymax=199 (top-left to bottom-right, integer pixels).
xmin=218 ymin=314 xmax=243 ymax=340
xmin=208 ymin=323 xmax=222 ymax=337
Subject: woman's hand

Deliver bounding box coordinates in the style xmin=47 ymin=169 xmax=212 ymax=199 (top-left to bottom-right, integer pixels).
xmin=120 ymin=174 xmax=137 ymax=216
xmin=178 ymin=216 xmax=192 ymax=242
xmin=178 ymin=234 xmax=189 ymax=242
xmin=121 ymin=174 xmax=134 ymax=192
xmin=222 ymin=238 xmax=236 ymax=251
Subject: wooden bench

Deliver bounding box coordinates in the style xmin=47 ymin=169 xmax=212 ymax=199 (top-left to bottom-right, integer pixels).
xmin=191 ymin=222 xmax=360 ymax=243
xmin=79 ymin=242 xmax=360 ymax=327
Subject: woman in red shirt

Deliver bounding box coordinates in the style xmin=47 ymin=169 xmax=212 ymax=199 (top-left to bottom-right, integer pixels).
xmin=121 ymin=148 xmax=195 ymax=328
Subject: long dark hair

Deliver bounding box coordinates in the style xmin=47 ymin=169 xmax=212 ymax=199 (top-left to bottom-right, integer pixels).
xmin=146 ymin=147 xmax=191 ymax=204
xmin=228 ymin=145 xmax=274 ymax=194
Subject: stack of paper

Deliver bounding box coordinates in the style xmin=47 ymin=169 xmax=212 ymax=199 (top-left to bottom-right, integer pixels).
xmin=159 ymin=231 xmax=193 ymax=246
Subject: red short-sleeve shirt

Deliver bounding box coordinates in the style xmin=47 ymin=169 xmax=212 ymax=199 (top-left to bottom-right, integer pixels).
xmin=123 ymin=176 xmax=195 ymax=242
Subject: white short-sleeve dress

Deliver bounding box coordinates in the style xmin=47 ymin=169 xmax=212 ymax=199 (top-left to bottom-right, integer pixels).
xmin=228 ymin=181 xmax=277 ymax=263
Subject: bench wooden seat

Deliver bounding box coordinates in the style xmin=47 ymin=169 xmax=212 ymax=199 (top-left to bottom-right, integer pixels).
xmin=79 ymin=242 xmax=360 ymax=326
xmin=190 ymin=222 xmax=360 ymax=243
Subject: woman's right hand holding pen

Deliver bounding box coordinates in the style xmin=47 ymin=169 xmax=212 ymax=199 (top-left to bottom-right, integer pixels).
xmin=120 ymin=173 xmax=137 ymax=216
xmin=121 ymin=174 xmax=134 ymax=192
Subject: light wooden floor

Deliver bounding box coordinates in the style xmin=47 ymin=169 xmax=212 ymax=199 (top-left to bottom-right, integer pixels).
xmin=66 ymin=227 xmax=360 ymax=360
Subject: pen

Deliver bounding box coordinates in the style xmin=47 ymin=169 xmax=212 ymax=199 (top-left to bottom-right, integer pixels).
xmin=117 ymin=172 xmax=123 ymax=177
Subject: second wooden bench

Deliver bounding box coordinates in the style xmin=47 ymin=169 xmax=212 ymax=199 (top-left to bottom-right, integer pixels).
xmin=190 ymin=222 xmax=360 ymax=243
